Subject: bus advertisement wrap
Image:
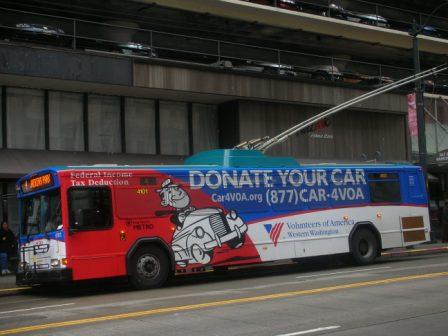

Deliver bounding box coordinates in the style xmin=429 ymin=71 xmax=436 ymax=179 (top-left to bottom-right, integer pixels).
xmin=16 ymin=162 xmax=430 ymax=289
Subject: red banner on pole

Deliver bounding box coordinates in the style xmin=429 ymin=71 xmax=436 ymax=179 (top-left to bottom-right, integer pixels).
xmin=407 ymin=93 xmax=418 ymax=137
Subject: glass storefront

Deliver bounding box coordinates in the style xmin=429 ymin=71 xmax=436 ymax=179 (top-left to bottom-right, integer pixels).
xmin=1 ymin=182 xmax=19 ymax=236
xmin=1 ymin=86 xmax=219 ymax=155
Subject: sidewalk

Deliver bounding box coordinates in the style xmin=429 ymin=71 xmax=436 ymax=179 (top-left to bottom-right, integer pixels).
xmin=380 ymin=242 xmax=448 ymax=258
xmin=1 ymin=243 xmax=447 ymax=291
xmin=0 ymin=274 xmax=19 ymax=292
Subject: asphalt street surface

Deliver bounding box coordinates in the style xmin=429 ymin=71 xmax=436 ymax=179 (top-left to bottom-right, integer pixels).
xmin=0 ymin=253 xmax=447 ymax=336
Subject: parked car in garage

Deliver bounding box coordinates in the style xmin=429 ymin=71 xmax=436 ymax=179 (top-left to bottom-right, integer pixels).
xmin=353 ymin=13 xmax=389 ymax=28
xmin=416 ymin=25 xmax=441 ymax=38
xmin=343 ymin=72 xmax=394 ymax=86
xmin=15 ymin=23 xmax=65 ymax=36
xmin=251 ymin=61 xmax=298 ymax=76
xmin=241 ymin=0 xmax=271 ymax=5
xmin=424 ymin=79 xmax=448 ymax=94
xmin=322 ymin=4 xmax=389 ymax=28
xmin=116 ymin=42 xmax=157 ymax=57
xmin=211 ymin=59 xmax=298 ymax=77
xmin=307 ymin=65 xmax=343 ymax=81
xmin=322 ymin=3 xmax=348 ymax=20
xmin=277 ymin=0 xmax=302 ymax=11
xmin=12 ymin=23 xmax=69 ymax=45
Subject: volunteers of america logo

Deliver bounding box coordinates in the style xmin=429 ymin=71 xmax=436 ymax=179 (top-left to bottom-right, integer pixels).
xmin=264 ymin=222 xmax=284 ymax=247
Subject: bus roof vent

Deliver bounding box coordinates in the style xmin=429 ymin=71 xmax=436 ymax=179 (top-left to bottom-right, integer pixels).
xmin=91 ymin=164 xmax=119 ymax=167
xmin=185 ymin=149 xmax=300 ymax=168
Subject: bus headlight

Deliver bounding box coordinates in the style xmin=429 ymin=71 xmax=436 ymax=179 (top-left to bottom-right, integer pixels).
xmin=51 ymin=259 xmax=60 ymax=267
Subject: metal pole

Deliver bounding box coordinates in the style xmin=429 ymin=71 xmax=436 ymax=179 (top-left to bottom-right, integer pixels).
xmin=72 ymin=19 xmax=76 ymax=50
xmin=378 ymin=64 xmax=382 ymax=86
xmin=277 ymin=49 xmax=281 ymax=75
xmin=412 ymin=21 xmax=427 ymax=180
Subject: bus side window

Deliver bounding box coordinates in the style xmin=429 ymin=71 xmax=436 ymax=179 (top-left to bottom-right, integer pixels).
xmin=68 ymin=187 xmax=112 ymax=231
xmin=368 ymin=172 xmax=401 ymax=203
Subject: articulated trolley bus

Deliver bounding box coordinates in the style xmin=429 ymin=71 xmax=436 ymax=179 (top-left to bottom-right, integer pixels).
xmin=16 ymin=149 xmax=429 ymax=289
xmin=17 ymin=67 xmax=445 ymax=289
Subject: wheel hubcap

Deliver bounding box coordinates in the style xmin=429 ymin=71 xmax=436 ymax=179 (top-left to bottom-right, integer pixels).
xmin=359 ymin=239 xmax=370 ymax=256
xmin=137 ymin=255 xmax=160 ymax=279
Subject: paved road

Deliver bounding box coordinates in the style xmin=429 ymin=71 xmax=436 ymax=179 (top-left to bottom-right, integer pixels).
xmin=0 ymin=254 xmax=447 ymax=335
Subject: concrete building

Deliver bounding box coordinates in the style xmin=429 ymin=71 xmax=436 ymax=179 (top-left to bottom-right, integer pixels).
xmin=0 ymin=0 xmax=447 ymax=237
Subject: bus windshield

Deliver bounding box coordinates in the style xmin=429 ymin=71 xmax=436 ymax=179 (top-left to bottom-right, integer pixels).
xmin=22 ymin=190 xmax=62 ymax=236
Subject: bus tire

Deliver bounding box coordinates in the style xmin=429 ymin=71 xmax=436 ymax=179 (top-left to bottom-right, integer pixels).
xmin=351 ymin=229 xmax=379 ymax=265
xmin=129 ymin=246 xmax=169 ymax=290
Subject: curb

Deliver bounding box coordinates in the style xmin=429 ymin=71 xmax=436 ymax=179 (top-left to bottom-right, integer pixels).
xmin=381 ymin=246 xmax=448 ymax=258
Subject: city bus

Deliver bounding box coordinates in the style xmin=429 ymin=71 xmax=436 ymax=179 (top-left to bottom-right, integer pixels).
xmin=16 ymin=149 xmax=430 ymax=289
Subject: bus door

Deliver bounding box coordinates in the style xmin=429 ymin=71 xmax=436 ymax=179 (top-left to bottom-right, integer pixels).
xmin=67 ymin=186 xmax=124 ymax=280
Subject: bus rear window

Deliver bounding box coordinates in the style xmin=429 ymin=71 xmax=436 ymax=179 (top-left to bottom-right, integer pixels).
xmin=68 ymin=187 xmax=112 ymax=230
xmin=368 ymin=173 xmax=401 ymax=203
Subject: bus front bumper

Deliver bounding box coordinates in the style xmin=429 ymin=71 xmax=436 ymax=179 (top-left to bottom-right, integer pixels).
xmin=16 ymin=269 xmax=73 ymax=286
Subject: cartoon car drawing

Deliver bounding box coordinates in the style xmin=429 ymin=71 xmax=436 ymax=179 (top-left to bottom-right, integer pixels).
xmin=156 ymin=178 xmax=248 ymax=267
xmin=171 ymin=208 xmax=248 ymax=267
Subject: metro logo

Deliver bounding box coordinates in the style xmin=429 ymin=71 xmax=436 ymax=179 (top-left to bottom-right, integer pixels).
xmin=264 ymin=222 xmax=284 ymax=247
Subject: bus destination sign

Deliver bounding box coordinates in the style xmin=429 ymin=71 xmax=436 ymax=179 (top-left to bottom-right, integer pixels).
xmin=21 ymin=173 xmax=54 ymax=193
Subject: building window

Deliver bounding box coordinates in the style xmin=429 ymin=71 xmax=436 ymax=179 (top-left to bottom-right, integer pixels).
xmin=88 ymin=94 xmax=121 ymax=153
xmin=159 ymin=101 xmax=189 ymax=155
xmin=7 ymin=88 xmax=45 ymax=149
xmin=1 ymin=183 xmax=19 ymax=235
xmin=49 ymin=91 xmax=84 ymax=151
xmin=192 ymin=104 xmax=218 ymax=153
xmin=125 ymin=97 xmax=156 ymax=154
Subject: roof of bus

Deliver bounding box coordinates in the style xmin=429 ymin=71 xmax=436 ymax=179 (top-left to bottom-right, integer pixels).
xmin=17 ymin=149 xmax=421 ymax=181
xmin=23 ymin=162 xmax=421 ymax=175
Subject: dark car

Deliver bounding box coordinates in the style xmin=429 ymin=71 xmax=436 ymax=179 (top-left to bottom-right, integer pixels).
xmin=352 ymin=13 xmax=389 ymax=28
xmin=15 ymin=23 xmax=65 ymax=36
xmin=420 ymin=25 xmax=441 ymax=38
xmin=277 ymin=0 xmax=302 ymax=11
xmin=237 ymin=61 xmax=298 ymax=76
xmin=241 ymin=0 xmax=271 ymax=5
xmin=213 ymin=59 xmax=298 ymax=77
xmin=344 ymin=72 xmax=394 ymax=86
xmin=253 ymin=61 xmax=298 ymax=76
xmin=323 ymin=4 xmax=390 ymax=28
xmin=424 ymin=79 xmax=448 ymax=94
xmin=116 ymin=42 xmax=157 ymax=57
xmin=307 ymin=65 xmax=343 ymax=81
xmin=322 ymin=3 xmax=348 ymax=20
xmin=12 ymin=23 xmax=68 ymax=46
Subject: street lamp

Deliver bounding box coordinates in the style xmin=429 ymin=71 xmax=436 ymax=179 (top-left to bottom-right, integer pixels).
xmin=410 ymin=1 xmax=448 ymax=178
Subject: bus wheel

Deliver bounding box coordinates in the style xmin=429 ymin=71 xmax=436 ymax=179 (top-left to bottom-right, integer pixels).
xmin=130 ymin=246 xmax=169 ymax=290
xmin=351 ymin=229 xmax=379 ymax=265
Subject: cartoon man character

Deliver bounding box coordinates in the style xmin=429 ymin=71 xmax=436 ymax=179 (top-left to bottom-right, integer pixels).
xmin=157 ymin=179 xmax=195 ymax=228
